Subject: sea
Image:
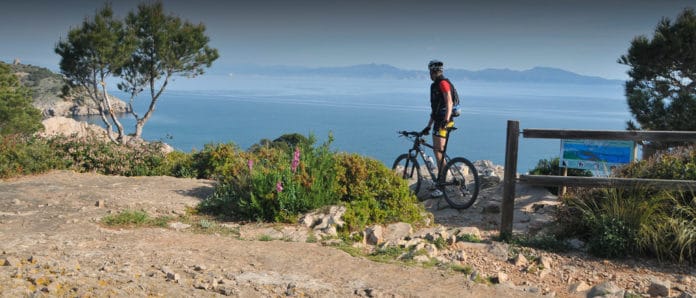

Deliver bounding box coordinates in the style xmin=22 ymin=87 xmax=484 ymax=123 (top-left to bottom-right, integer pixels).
xmin=76 ymin=76 xmax=629 ymax=173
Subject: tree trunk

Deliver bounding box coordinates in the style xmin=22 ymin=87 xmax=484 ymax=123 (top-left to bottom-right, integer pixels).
xmin=100 ymin=81 xmax=126 ymax=144
xmin=89 ymin=81 xmax=117 ymax=143
xmin=133 ymin=75 xmax=169 ymax=140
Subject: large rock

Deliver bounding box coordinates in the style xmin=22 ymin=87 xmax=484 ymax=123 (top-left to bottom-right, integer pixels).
xmin=39 ymin=117 xmax=110 ymax=141
xmin=38 ymin=117 xmax=174 ymax=153
xmin=648 ymin=277 xmax=671 ymax=297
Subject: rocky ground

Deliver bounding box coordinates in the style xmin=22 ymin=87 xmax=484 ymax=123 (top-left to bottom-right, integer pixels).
xmin=0 ymin=170 xmax=694 ymax=297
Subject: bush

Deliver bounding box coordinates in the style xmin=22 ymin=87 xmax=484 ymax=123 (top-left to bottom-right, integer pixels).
xmin=198 ymin=134 xmax=428 ymax=231
xmin=199 ymin=136 xmax=340 ymax=222
xmin=616 ymin=145 xmax=696 ymax=180
xmin=0 ymin=135 xmax=66 ymax=178
xmin=47 ymin=134 xmax=168 ymax=176
xmin=157 ymin=150 xmax=198 ymax=178
xmin=335 ymin=153 xmax=427 ymax=231
xmin=560 ymin=186 xmax=695 ymax=262
xmin=190 ymin=142 xmax=247 ymax=179
xmin=529 ymin=157 xmax=592 ymax=195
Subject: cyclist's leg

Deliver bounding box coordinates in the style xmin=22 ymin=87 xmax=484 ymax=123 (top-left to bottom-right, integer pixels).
xmin=432 ymin=120 xmax=453 ymax=172
xmin=433 ymin=135 xmax=446 ymax=172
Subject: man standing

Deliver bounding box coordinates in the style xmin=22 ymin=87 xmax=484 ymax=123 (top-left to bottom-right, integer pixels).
xmin=422 ymin=60 xmax=455 ymax=197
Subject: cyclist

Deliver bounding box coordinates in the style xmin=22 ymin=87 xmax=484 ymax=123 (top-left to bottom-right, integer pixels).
xmin=422 ymin=59 xmax=456 ymax=197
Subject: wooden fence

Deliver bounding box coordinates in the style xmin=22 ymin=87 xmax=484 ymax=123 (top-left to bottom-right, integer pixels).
xmin=499 ymin=120 xmax=696 ymax=239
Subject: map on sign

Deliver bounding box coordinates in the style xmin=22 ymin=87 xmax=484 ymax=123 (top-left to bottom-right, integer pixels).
xmin=560 ymin=139 xmax=635 ymax=172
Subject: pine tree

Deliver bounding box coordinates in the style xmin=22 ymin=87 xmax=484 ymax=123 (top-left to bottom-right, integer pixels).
xmin=619 ymin=8 xmax=696 ymax=155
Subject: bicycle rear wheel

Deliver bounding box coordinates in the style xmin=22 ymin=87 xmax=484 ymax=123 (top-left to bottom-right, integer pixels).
xmin=439 ymin=157 xmax=479 ymax=209
xmin=392 ymin=154 xmax=422 ymax=196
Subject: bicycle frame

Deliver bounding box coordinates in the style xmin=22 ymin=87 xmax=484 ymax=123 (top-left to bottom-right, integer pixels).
xmin=395 ymin=127 xmax=480 ymax=209
xmin=403 ymin=129 xmax=455 ymax=181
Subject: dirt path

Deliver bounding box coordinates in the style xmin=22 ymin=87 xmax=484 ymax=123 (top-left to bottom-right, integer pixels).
xmin=0 ymin=171 xmax=693 ymax=297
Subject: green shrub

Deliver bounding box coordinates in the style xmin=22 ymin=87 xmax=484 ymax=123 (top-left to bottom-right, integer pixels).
xmin=198 ymin=134 xmax=428 ymax=231
xmin=199 ymin=136 xmax=340 ymax=222
xmin=616 ymin=145 xmax=696 ymax=181
xmin=561 ymin=187 xmax=682 ymax=260
xmin=157 ymin=150 xmax=197 ymax=178
xmin=0 ymin=135 xmax=66 ymax=178
xmin=47 ymin=135 xmax=168 ymax=176
xmin=335 ymin=153 xmax=427 ymax=231
xmin=529 ymin=157 xmax=592 ymax=194
xmin=638 ymin=192 xmax=696 ymax=263
xmin=191 ymin=142 xmax=247 ymax=179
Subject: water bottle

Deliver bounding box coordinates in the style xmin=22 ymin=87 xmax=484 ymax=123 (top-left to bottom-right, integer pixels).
xmin=425 ymin=155 xmax=434 ymax=169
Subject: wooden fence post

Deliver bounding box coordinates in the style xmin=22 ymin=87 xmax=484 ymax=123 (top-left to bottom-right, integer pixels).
xmin=500 ymin=120 xmax=519 ymax=240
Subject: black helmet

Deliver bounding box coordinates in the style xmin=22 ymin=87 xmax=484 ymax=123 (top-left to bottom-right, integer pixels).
xmin=428 ymin=60 xmax=444 ymax=72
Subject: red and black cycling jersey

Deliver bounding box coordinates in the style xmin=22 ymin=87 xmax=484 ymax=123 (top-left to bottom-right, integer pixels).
xmin=430 ymin=75 xmax=453 ymax=120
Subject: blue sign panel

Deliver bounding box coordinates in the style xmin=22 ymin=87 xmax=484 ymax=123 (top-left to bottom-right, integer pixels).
xmin=560 ymin=139 xmax=635 ymax=172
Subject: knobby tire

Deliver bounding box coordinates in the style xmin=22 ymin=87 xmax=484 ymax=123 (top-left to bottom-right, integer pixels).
xmin=439 ymin=157 xmax=479 ymax=209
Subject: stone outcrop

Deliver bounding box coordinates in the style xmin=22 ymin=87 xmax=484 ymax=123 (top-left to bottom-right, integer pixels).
xmin=41 ymin=93 xmax=129 ymax=118
xmin=39 ymin=117 xmax=111 ymax=141
xmin=37 ymin=117 xmax=174 ymax=153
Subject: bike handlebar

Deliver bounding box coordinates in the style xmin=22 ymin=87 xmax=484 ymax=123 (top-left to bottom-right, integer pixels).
xmin=397 ymin=130 xmax=425 ymax=138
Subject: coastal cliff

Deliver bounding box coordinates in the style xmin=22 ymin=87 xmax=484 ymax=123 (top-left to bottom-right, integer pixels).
xmin=5 ymin=61 xmax=129 ymax=118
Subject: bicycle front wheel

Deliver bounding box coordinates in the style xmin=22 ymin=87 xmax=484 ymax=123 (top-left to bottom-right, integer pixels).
xmin=392 ymin=154 xmax=422 ymax=196
xmin=439 ymin=157 xmax=479 ymax=209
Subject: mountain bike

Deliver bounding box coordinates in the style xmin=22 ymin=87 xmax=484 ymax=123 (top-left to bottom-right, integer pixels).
xmin=392 ymin=127 xmax=480 ymax=209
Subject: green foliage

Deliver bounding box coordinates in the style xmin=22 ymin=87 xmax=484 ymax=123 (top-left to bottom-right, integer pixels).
xmin=55 ymin=3 xmax=132 ymax=143
xmin=335 ymin=153 xmax=426 ymax=231
xmin=367 ymin=246 xmax=407 ymax=263
xmin=0 ymin=135 xmax=66 ymax=178
xmin=248 ymin=133 xmax=312 ymax=153
xmin=198 ymin=134 xmax=427 ymax=231
xmin=559 ymin=186 xmax=696 ymax=262
xmin=189 ymin=142 xmax=246 ymax=179
xmin=0 ymin=63 xmax=43 ymax=137
xmin=587 ymin=215 xmax=637 ymax=258
xmin=456 ymin=233 xmax=482 ymax=243
xmin=616 ymin=145 xmax=696 ymax=181
xmin=618 ymin=8 xmax=696 ymax=152
xmin=57 ymin=1 xmax=219 ymax=142
xmin=156 ymin=150 xmax=198 ymax=178
xmin=643 ymin=193 xmax=696 ymax=263
xmin=119 ymin=1 xmax=219 ymax=140
xmin=199 ymin=135 xmax=340 ymax=222
xmin=529 ymin=157 xmax=592 ymax=194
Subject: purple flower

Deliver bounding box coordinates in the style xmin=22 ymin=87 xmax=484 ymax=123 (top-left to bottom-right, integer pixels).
xmin=247 ymin=159 xmax=254 ymax=171
xmin=276 ymin=181 xmax=283 ymax=193
xmin=291 ymin=147 xmax=301 ymax=173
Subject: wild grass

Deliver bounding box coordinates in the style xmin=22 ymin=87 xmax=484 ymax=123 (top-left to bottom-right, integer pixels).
xmin=561 ymin=187 xmax=695 ymax=262
xmin=101 ymin=210 xmax=171 ymax=228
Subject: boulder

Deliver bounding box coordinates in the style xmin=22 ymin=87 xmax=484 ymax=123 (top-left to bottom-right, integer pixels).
xmin=365 ymin=225 xmax=384 ymax=245
xmin=384 ymin=223 xmax=412 ymax=244
xmin=647 ymin=277 xmax=670 ymax=297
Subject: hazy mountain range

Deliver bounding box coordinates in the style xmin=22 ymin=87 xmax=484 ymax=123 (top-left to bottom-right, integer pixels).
xmin=224 ymin=63 xmax=623 ymax=85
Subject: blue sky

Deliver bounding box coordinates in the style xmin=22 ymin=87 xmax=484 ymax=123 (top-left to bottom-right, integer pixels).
xmin=1 ymin=0 xmax=693 ymax=80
